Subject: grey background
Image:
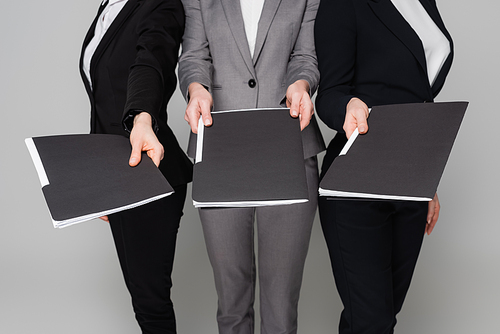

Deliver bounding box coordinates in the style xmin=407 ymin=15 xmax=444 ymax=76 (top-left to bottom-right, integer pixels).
xmin=1 ymin=0 xmax=498 ymax=333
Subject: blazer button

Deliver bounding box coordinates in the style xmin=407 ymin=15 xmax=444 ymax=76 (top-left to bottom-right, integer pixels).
xmin=248 ymin=79 xmax=256 ymax=88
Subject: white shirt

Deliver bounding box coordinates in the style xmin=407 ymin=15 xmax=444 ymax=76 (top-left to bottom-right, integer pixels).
xmin=240 ymin=0 xmax=265 ymax=59
xmin=83 ymin=0 xmax=129 ymax=89
xmin=391 ymin=0 xmax=450 ymax=86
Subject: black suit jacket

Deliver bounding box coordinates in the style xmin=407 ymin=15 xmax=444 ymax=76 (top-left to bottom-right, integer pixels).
xmin=314 ymin=0 xmax=453 ymax=170
xmin=315 ymin=0 xmax=453 ymax=132
xmin=80 ymin=0 xmax=192 ymax=187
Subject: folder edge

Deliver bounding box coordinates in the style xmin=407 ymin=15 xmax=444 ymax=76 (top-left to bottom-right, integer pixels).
xmin=53 ymin=191 xmax=174 ymax=228
xmin=318 ymin=188 xmax=431 ymax=201
xmin=193 ymin=198 xmax=308 ymax=208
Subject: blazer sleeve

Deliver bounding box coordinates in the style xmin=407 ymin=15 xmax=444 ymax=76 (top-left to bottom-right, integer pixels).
xmin=178 ymin=0 xmax=213 ymax=100
xmin=314 ymin=0 xmax=357 ymax=132
xmin=122 ymin=0 xmax=185 ymax=126
xmin=285 ymin=0 xmax=320 ymax=96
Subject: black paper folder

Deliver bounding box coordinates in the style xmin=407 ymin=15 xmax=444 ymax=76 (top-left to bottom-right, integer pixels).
xmin=192 ymin=108 xmax=309 ymax=207
xmin=319 ymin=101 xmax=468 ymax=201
xmin=25 ymin=134 xmax=173 ymax=228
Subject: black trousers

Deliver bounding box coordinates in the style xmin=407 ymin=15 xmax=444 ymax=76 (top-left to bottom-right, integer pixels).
xmin=318 ymin=197 xmax=427 ymax=334
xmin=109 ymin=184 xmax=187 ymax=334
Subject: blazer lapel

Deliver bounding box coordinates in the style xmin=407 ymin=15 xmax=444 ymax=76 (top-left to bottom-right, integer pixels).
xmin=81 ymin=1 xmax=108 ymax=50
xmin=368 ymin=0 xmax=428 ymax=76
xmin=253 ymin=0 xmax=283 ymax=65
xmin=220 ymin=0 xmax=255 ymax=75
xmin=418 ymin=0 xmax=454 ymax=94
xmin=90 ymin=0 xmax=141 ymax=78
xmin=80 ymin=1 xmax=109 ymax=90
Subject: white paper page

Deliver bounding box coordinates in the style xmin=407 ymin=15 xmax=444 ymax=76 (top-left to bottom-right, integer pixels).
xmin=25 ymin=138 xmax=49 ymax=187
xmin=195 ymin=117 xmax=204 ymax=163
xmin=193 ymin=198 xmax=308 ymax=208
xmin=318 ymin=188 xmax=431 ymax=201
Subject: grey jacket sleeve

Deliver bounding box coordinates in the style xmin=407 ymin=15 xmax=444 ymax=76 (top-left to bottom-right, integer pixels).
xmin=285 ymin=0 xmax=320 ymax=96
xmin=178 ymin=0 xmax=213 ymax=100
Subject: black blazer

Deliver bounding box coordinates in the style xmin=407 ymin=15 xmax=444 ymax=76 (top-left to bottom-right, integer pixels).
xmin=80 ymin=0 xmax=192 ymax=187
xmin=314 ymin=0 xmax=453 ymax=136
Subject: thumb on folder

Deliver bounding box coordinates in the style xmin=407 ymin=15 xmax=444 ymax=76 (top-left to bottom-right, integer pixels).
xmin=129 ymin=112 xmax=164 ymax=167
xmin=286 ymin=79 xmax=313 ymax=131
xmin=344 ymin=97 xmax=369 ymax=139
xmin=185 ymin=82 xmax=213 ymax=134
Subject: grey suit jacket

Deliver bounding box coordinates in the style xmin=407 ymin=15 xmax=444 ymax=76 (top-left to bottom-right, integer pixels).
xmin=179 ymin=0 xmax=325 ymax=158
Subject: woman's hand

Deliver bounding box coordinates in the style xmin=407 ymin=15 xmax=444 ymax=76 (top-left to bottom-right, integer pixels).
xmin=286 ymin=80 xmax=314 ymax=130
xmin=344 ymin=97 xmax=369 ymax=139
xmin=185 ymin=82 xmax=213 ymax=133
xmin=426 ymin=193 xmax=440 ymax=235
xmin=129 ymin=112 xmax=164 ymax=168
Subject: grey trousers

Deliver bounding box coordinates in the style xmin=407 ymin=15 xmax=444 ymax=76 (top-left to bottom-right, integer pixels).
xmin=199 ymin=157 xmax=319 ymax=334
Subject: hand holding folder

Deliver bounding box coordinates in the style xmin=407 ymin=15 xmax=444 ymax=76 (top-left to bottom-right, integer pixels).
xmin=319 ymin=102 xmax=468 ymax=201
xmin=26 ymin=134 xmax=173 ymax=228
xmin=344 ymin=97 xmax=370 ymax=139
xmin=128 ymin=112 xmax=164 ymax=168
xmin=185 ymin=82 xmax=214 ymax=134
